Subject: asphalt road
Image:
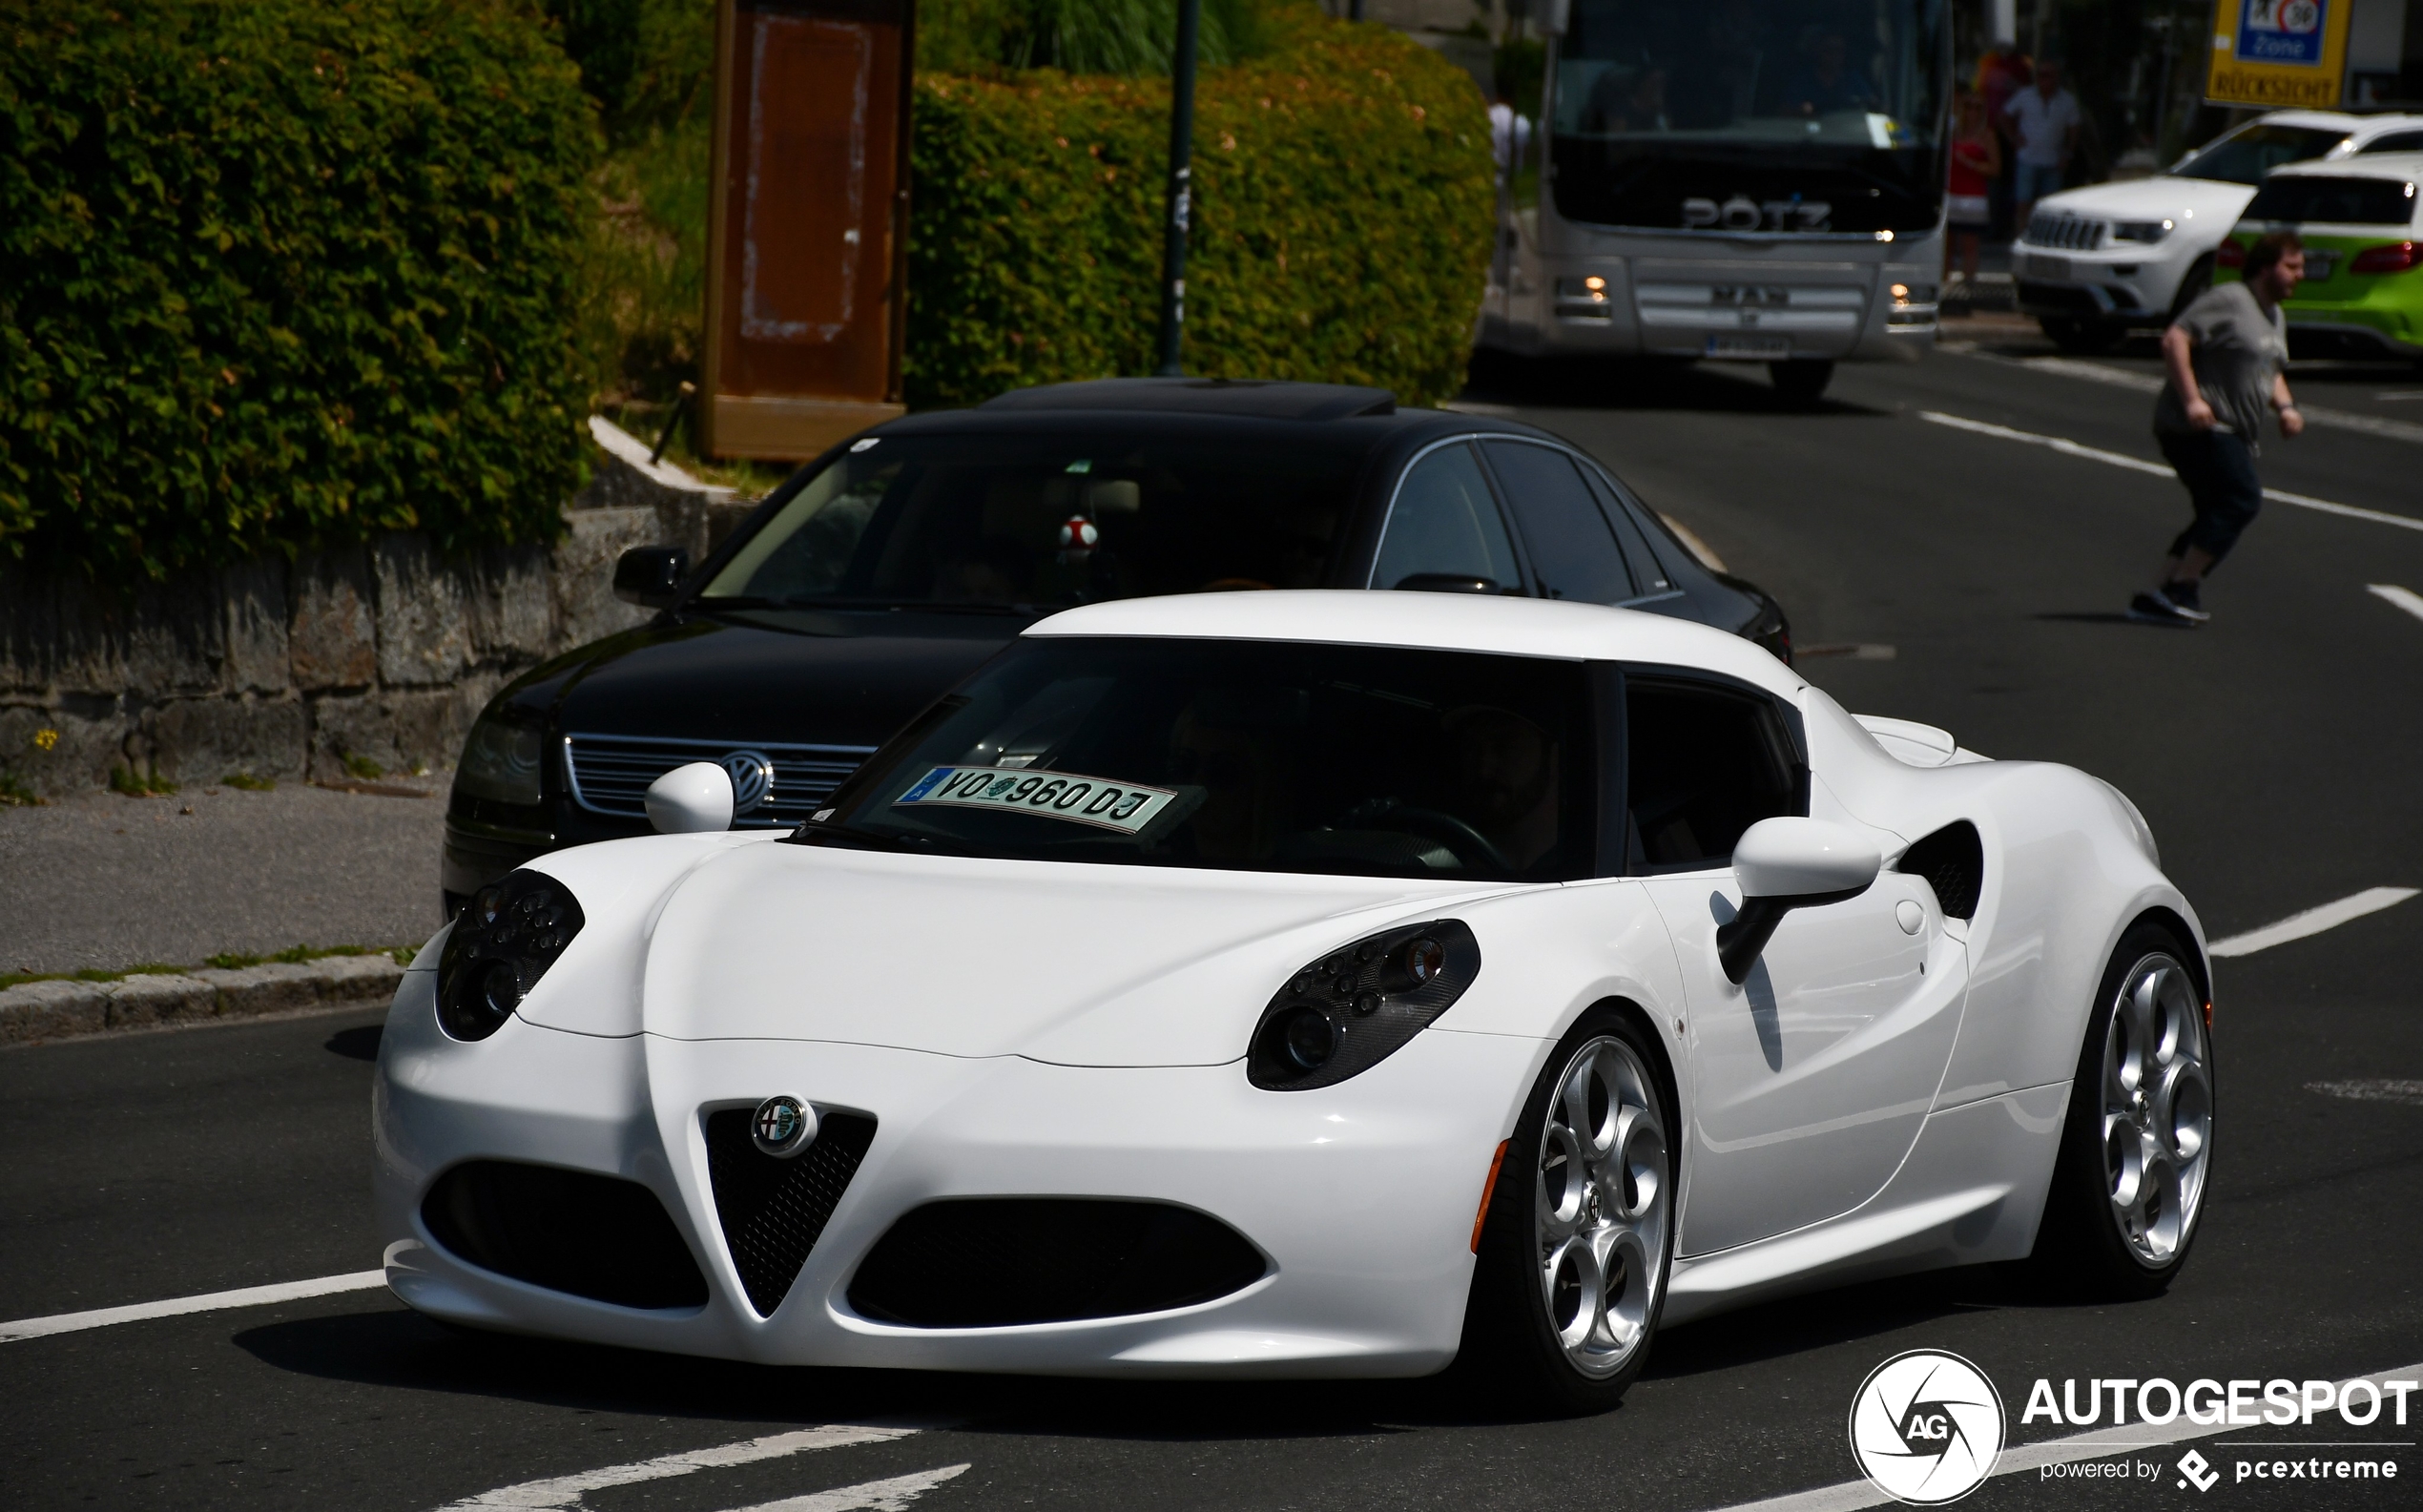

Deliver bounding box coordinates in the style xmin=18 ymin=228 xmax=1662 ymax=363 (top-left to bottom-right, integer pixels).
xmin=7 ymin=332 xmax=2420 ymax=1511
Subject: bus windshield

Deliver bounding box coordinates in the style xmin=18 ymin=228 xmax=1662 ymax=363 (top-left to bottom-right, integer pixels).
xmin=1550 ymin=0 xmax=1949 ymax=234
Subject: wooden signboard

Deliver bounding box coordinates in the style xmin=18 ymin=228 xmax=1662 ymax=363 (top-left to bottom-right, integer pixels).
xmin=701 ymin=0 xmax=914 ymax=460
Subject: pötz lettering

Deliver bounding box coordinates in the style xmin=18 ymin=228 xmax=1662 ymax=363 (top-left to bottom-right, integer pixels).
xmin=1681 ymin=196 xmax=1832 ymax=233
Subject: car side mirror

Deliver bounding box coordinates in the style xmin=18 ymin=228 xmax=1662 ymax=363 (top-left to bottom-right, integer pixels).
xmin=613 ymin=546 xmax=691 ymax=609
xmin=645 ymin=761 xmax=735 ymax=834
xmin=1715 ymin=818 xmax=1882 ymax=984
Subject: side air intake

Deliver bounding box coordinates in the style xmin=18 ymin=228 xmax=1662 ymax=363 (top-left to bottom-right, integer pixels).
xmin=1897 ymin=821 xmax=1983 ymax=921
xmin=422 ymin=1161 xmax=708 ymax=1310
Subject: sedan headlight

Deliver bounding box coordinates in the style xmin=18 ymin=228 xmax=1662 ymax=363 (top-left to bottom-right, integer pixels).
xmin=1247 ymin=920 xmax=1481 ymax=1090
xmin=2112 ymin=219 xmax=2174 ymax=243
xmin=455 ymin=714 xmax=546 ymax=806
xmin=437 ymin=870 xmax=585 ymax=1041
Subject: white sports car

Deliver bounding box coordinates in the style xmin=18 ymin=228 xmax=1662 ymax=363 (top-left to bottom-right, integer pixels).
xmin=375 ymin=591 xmax=2214 ymax=1411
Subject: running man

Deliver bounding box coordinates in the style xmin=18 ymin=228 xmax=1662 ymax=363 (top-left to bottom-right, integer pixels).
xmin=2131 ymin=231 xmax=2306 ymax=627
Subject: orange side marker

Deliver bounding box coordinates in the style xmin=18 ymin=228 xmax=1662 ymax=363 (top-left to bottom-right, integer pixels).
xmin=1471 ymin=1139 xmax=1512 ymax=1253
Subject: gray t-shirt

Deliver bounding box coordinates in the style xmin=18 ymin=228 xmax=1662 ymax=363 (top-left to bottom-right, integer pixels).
xmin=2154 ymin=281 xmax=2288 ymax=443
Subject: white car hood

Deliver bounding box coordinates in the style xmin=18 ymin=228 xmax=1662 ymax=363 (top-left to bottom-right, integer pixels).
xmin=629 ymin=839 xmax=1531 ymax=1066
xmin=2033 ymin=176 xmax=2255 ymax=235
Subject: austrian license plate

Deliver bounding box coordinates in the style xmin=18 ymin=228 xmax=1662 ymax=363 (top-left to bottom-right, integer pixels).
xmin=895 ymin=765 xmax=1185 ymax=835
xmin=2025 ymin=254 xmax=2070 ymax=280
xmin=1705 ymin=334 xmax=1791 ymax=360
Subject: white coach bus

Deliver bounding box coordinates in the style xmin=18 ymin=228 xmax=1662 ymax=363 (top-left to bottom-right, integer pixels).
xmin=1479 ymin=0 xmax=1953 ymax=403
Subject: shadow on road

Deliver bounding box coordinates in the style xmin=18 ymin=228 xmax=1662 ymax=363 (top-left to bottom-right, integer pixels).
xmin=234 ymin=1259 xmax=2068 ymax=1442
xmin=324 ymin=1024 xmax=383 ymax=1062
xmin=1460 ymin=352 xmax=1891 ymax=419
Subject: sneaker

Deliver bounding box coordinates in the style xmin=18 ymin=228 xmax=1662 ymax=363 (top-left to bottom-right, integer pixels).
xmin=2160 ymin=580 xmax=2212 ymax=621
xmin=2127 ymin=591 xmax=2201 ymax=627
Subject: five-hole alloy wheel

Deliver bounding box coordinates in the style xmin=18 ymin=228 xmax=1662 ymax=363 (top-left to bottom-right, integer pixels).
xmin=2033 ymin=922 xmax=2215 ymax=1299
xmin=1460 ymin=1012 xmax=1674 ymax=1414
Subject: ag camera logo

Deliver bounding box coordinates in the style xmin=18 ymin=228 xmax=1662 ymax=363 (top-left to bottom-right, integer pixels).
xmin=1849 ymin=1350 xmax=2007 ymax=1504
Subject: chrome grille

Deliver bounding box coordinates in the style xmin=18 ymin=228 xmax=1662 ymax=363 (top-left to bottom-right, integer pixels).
xmin=2026 ymin=214 xmax=2106 ymax=251
xmin=563 ymin=733 xmax=876 ymax=826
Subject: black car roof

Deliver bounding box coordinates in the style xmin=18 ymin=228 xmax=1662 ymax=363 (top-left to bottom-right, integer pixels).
xmin=976 ymin=377 xmax=1398 ymax=421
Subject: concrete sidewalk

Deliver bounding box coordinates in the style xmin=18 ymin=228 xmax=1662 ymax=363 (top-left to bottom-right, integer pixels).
xmin=0 ymin=777 xmax=446 ymax=976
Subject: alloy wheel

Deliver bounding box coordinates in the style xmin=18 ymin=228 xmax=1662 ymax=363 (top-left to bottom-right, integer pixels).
xmin=2101 ymin=954 xmax=2212 ymax=1266
xmin=1534 ymin=1036 xmax=1669 ymax=1377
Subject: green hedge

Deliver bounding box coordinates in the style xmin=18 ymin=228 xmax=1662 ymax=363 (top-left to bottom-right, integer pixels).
xmin=0 ymin=0 xmax=597 ymax=580
xmin=907 ymin=8 xmax=1494 ymax=409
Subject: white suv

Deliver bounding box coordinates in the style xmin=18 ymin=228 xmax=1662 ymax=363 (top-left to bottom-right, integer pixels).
xmin=2013 ymin=110 xmax=2423 ymax=351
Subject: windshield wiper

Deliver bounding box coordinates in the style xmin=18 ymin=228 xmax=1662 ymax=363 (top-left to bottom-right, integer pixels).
xmin=791 ymin=818 xmax=963 ymax=854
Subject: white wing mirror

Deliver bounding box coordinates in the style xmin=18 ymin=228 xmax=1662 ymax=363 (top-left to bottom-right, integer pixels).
xmin=1717 ymin=818 xmax=1882 ymax=984
xmin=645 ymin=761 xmax=735 ymax=834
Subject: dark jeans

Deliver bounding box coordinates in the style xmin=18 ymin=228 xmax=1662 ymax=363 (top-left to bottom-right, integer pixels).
xmin=2157 ymin=428 xmax=2264 ymax=566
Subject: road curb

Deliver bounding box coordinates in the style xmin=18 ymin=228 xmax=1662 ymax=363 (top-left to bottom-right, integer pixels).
xmin=0 ymin=955 xmax=404 ymax=1046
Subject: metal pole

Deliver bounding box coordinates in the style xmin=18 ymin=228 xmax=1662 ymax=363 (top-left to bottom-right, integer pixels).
xmin=1155 ymin=0 xmax=1201 ymax=377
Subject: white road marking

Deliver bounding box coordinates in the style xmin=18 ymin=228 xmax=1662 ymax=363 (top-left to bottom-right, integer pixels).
xmin=2309 ymin=1079 xmax=2423 ymax=1107
xmin=1995 ymin=354 xmax=2423 ymax=446
xmin=1694 ymin=1359 xmax=2423 ymax=1512
xmin=723 ymin=1463 xmax=970 ymax=1512
xmin=2367 ymin=583 xmax=2423 ymax=622
xmin=433 ymin=1424 xmax=929 ymax=1511
xmin=1916 ymin=411 xmax=2423 ymax=533
xmin=0 ymin=1269 xmax=387 ymax=1343
xmin=2207 ymin=887 xmax=2421 ymax=959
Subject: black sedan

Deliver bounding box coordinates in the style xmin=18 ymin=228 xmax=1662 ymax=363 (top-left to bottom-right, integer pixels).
xmin=444 ymin=378 xmax=1790 ymax=907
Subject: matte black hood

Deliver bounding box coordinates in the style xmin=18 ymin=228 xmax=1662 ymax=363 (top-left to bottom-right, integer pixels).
xmin=551 ymin=609 xmax=1022 ymax=746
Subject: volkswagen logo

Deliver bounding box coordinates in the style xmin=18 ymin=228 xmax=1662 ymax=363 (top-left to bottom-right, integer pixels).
xmin=720 ymin=750 xmax=775 ymax=815
xmin=751 ymin=1095 xmax=818 ymax=1159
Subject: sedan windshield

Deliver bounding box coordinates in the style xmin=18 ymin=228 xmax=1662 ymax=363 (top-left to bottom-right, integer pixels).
xmin=2171 ymin=123 xmax=2347 ymax=185
xmin=798 ymin=638 xmax=1598 ymax=882
xmin=700 ymin=432 xmax=1359 ymax=611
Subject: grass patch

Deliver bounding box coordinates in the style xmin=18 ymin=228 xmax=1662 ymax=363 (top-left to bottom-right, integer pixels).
xmin=110 ymin=764 xmax=177 ymax=797
xmin=220 ymin=771 xmax=276 ymax=791
xmin=202 ymin=943 xmax=377 ymax=971
xmin=0 ymin=773 xmax=45 ymax=806
xmin=2 ymin=944 xmax=409 ymax=991
xmin=339 ymin=753 xmax=385 ymax=781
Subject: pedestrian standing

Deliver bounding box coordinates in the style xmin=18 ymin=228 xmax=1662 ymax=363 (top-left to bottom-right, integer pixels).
xmin=1976 ymin=44 xmax=2030 ymax=240
xmin=2006 ymin=60 xmax=2080 ymax=227
xmin=1945 ymin=87 xmax=2000 ymax=289
xmin=2130 ymin=231 xmax=2307 ymax=627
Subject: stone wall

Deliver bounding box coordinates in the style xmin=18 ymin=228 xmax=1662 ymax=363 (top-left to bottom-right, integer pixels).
xmin=0 ymin=421 xmax=758 ymax=797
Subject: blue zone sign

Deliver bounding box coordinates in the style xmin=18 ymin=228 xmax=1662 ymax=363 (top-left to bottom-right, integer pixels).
xmin=2235 ymin=0 xmax=2327 ymax=66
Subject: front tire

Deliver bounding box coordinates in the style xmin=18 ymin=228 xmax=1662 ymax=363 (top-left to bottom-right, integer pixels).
xmin=1458 ymin=1012 xmax=1675 ymax=1415
xmin=2031 ymin=924 xmax=2214 ymax=1299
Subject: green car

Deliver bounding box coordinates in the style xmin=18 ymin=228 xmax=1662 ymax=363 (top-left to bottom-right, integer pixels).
xmin=2218 ymin=153 xmax=2423 ymax=362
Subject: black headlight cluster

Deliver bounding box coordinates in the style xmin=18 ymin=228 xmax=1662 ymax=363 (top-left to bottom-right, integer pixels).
xmin=1246 ymin=920 xmax=1481 ymax=1091
xmin=436 ymin=870 xmax=585 ymax=1042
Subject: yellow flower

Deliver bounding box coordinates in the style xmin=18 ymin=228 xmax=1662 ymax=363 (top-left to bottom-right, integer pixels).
xmin=32 ymin=728 xmax=60 ymax=752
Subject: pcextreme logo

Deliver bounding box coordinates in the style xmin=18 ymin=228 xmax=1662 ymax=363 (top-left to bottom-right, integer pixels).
xmin=1849 ymin=1350 xmax=2007 ymax=1504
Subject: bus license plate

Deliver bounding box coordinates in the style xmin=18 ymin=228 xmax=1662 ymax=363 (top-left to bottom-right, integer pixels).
xmin=1706 ymin=335 xmax=1791 ymax=360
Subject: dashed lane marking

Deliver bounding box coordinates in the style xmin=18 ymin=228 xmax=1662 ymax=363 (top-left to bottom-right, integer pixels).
xmin=2367 ymin=583 xmax=2423 ymax=622
xmin=1692 ymin=1359 xmax=2423 ymax=1512
xmin=431 ymin=1424 xmax=936 ymax=1511
xmin=2309 ymin=1080 xmax=2423 ymax=1107
xmin=1916 ymin=411 xmax=2423 ymax=533
xmin=2207 ymin=887 xmax=2421 ymax=959
xmin=0 ymin=1270 xmax=386 ymax=1343
xmin=722 ymin=1464 xmax=971 ymax=1512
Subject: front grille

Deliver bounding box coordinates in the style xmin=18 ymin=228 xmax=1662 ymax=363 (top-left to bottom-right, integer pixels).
xmin=847 ymin=1198 xmax=1268 ymax=1329
xmin=563 ymin=733 xmax=876 ymax=826
xmin=2027 ymin=214 xmax=2106 ymax=251
xmin=422 ymin=1161 xmax=708 ymax=1310
xmin=703 ymin=1108 xmax=879 ymax=1316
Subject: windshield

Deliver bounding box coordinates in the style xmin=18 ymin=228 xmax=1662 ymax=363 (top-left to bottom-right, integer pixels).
xmin=2243 ymin=175 xmax=2419 ymax=225
xmin=2172 ymin=123 xmax=2348 ymax=185
xmin=799 ymin=638 xmax=1598 ymax=882
xmin=701 ymin=431 xmax=1358 ymax=611
xmin=1550 ymin=0 xmax=1949 ymax=233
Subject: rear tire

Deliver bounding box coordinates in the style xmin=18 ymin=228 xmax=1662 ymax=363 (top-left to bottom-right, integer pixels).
xmin=1456 ymin=1010 xmax=1675 ymax=1416
xmin=2030 ymin=922 xmax=2214 ymax=1300
xmin=2041 ymin=316 xmax=2124 ymax=354
xmin=1769 ymin=359 xmax=1834 ymax=405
